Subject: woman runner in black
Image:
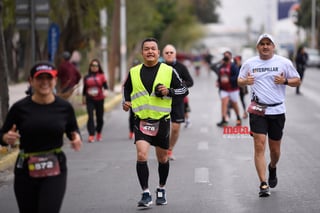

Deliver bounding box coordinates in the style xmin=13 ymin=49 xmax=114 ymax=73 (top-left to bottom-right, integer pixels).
xmin=0 ymin=61 xmax=82 ymax=213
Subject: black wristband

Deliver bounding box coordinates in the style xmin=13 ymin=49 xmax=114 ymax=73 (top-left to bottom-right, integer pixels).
xmin=284 ymin=78 xmax=288 ymax=85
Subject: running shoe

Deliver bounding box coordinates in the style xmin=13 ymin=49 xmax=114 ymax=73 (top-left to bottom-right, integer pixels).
xmin=268 ymin=164 xmax=278 ymax=188
xmin=96 ymin=133 xmax=102 ymax=141
xmin=259 ymin=182 xmax=271 ymax=197
xmin=184 ymin=120 xmax=192 ymax=128
xmin=137 ymin=192 xmax=152 ymax=207
xmin=156 ymin=188 xmax=167 ymax=205
xmin=167 ymin=150 xmax=176 ymax=161
xmin=88 ymin=135 xmax=95 ymax=143
xmin=216 ymin=120 xmax=228 ymax=127
xmin=236 ymin=119 xmax=241 ymax=126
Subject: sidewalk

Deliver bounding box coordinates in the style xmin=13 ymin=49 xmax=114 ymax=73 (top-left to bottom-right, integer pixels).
xmin=0 ymin=82 xmax=123 ymax=172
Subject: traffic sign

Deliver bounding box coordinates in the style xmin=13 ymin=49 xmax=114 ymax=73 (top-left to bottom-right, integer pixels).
xmin=16 ymin=0 xmax=50 ymax=15
xmin=16 ymin=16 xmax=49 ymax=30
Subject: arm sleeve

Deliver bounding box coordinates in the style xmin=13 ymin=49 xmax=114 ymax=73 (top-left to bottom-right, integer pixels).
xmin=123 ymin=72 xmax=133 ymax=101
xmin=103 ymin=82 xmax=108 ymax=90
xmin=0 ymin=106 xmax=17 ymax=146
xmin=82 ymin=77 xmax=87 ymax=96
xmin=65 ymin=104 xmax=81 ymax=140
xmin=180 ymin=65 xmax=194 ymax=88
xmin=168 ymin=68 xmax=189 ymax=97
xmin=102 ymin=75 xmax=108 ymax=90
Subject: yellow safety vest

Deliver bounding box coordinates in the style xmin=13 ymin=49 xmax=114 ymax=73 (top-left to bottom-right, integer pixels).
xmin=130 ymin=63 xmax=173 ymax=120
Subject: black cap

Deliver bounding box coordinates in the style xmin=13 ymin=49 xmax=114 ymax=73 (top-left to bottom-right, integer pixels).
xmin=62 ymin=51 xmax=71 ymax=60
xmin=30 ymin=61 xmax=57 ymax=78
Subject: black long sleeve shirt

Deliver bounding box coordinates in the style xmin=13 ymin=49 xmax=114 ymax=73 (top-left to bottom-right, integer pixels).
xmin=0 ymin=96 xmax=80 ymax=153
xmin=165 ymin=60 xmax=193 ymax=106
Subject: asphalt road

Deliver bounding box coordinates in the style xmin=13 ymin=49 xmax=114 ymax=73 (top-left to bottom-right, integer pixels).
xmin=0 ymin=66 xmax=319 ymax=213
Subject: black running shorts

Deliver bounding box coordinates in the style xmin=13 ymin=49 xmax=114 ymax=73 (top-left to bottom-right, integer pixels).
xmin=170 ymin=102 xmax=185 ymax=123
xmin=249 ymin=113 xmax=286 ymax=140
xmin=133 ymin=117 xmax=170 ymax=149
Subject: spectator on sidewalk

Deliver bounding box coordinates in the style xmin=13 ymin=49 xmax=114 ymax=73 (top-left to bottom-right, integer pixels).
xmin=57 ymin=51 xmax=82 ymax=100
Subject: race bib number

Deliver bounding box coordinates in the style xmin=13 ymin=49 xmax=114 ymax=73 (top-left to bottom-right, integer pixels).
xmin=247 ymin=101 xmax=267 ymax=116
xmin=139 ymin=120 xmax=160 ymax=136
xmin=28 ymin=153 xmax=61 ymax=178
xmin=221 ymin=74 xmax=229 ymax=83
xmin=87 ymin=87 xmax=99 ymax=96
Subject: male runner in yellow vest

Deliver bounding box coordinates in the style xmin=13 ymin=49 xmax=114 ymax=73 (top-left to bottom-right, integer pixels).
xmin=122 ymin=38 xmax=188 ymax=208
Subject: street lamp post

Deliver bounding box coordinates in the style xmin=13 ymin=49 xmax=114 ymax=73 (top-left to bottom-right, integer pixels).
xmin=120 ymin=0 xmax=127 ymax=83
xmin=311 ymin=0 xmax=316 ymax=48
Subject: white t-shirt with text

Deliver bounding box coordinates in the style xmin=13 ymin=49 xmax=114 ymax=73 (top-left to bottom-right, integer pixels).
xmin=239 ymin=54 xmax=300 ymax=115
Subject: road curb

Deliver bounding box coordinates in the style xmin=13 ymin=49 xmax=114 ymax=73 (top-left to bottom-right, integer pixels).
xmin=0 ymin=93 xmax=123 ymax=172
xmin=0 ymin=150 xmax=18 ymax=172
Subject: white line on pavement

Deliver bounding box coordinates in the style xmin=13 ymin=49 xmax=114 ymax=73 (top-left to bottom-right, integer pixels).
xmin=198 ymin=141 xmax=209 ymax=150
xmin=194 ymin=167 xmax=209 ymax=183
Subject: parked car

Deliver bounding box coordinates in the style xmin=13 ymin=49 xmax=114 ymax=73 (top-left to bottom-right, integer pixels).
xmin=305 ymin=48 xmax=320 ymax=67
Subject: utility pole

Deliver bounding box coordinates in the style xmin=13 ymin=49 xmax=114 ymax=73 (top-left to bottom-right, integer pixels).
xmin=30 ymin=0 xmax=35 ymax=64
xmin=120 ymin=0 xmax=127 ymax=83
xmin=311 ymin=0 xmax=316 ymax=48
xmin=16 ymin=0 xmax=50 ymax=65
xmin=100 ymin=8 xmax=108 ymax=80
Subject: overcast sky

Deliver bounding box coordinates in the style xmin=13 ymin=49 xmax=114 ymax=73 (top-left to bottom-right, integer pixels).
xmin=216 ymin=0 xmax=277 ymax=32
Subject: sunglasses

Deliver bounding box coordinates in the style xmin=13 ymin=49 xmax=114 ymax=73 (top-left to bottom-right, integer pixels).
xmin=91 ymin=64 xmax=99 ymax=67
xmin=165 ymin=51 xmax=175 ymax=55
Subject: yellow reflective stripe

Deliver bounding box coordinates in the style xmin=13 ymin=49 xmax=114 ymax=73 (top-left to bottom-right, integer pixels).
xmin=131 ymin=90 xmax=149 ymax=101
xmin=20 ymin=148 xmax=62 ymax=158
xmin=133 ymin=104 xmax=171 ymax=113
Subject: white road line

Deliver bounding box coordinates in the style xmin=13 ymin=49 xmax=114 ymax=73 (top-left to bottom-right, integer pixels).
xmin=194 ymin=167 xmax=209 ymax=183
xmin=198 ymin=141 xmax=209 ymax=150
xmin=200 ymin=127 xmax=208 ymax=133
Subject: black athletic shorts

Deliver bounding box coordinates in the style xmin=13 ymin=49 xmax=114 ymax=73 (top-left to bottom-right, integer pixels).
xmin=133 ymin=116 xmax=170 ymax=149
xmin=170 ymin=102 xmax=185 ymax=123
xmin=249 ymin=113 xmax=286 ymax=140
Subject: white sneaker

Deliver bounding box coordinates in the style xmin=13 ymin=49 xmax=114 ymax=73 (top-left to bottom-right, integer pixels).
xmin=184 ymin=120 xmax=192 ymax=128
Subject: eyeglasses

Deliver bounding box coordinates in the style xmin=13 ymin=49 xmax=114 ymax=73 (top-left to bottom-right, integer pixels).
xmin=165 ymin=51 xmax=175 ymax=55
xmin=91 ymin=64 xmax=99 ymax=67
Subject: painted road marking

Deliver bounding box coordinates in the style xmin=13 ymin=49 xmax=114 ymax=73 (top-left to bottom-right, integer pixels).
xmin=195 ymin=167 xmax=209 ymax=183
xmin=198 ymin=141 xmax=208 ymax=150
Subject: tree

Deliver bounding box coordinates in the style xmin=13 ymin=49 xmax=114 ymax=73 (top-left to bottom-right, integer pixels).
xmin=192 ymin=0 xmax=221 ymax=23
xmin=0 ymin=0 xmax=9 ymax=126
xmin=296 ymin=0 xmax=320 ymax=47
xmin=0 ymin=0 xmax=221 ymax=92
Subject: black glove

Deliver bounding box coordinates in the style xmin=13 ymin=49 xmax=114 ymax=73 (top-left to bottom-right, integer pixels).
xmin=155 ymin=83 xmax=164 ymax=97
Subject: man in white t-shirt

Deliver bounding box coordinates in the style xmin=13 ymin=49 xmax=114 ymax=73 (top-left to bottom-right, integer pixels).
xmin=238 ymin=33 xmax=300 ymax=197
